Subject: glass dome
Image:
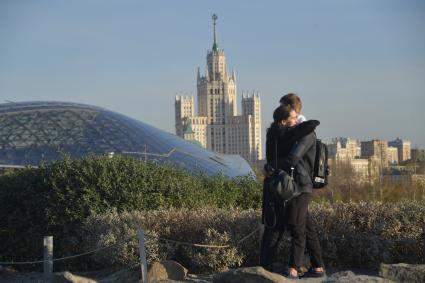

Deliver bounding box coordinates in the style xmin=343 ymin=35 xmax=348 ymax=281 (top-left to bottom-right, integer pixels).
xmin=0 ymin=101 xmax=253 ymax=177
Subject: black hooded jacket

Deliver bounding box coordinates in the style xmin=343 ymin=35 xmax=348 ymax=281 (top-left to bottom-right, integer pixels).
xmin=265 ymin=120 xmax=319 ymax=194
xmin=262 ymin=120 xmax=319 ymax=230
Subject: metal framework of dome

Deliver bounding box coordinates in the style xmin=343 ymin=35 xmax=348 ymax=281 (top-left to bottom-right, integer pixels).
xmin=0 ymin=101 xmax=253 ymax=177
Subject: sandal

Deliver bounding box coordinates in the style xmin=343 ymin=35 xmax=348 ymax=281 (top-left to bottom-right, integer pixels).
xmin=286 ymin=268 xmax=299 ymax=280
xmin=297 ymin=266 xmax=307 ymax=278
xmin=305 ymin=267 xmax=326 ymax=278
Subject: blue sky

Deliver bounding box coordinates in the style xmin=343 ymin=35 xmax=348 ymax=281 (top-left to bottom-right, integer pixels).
xmin=1 ymin=0 xmax=425 ymax=148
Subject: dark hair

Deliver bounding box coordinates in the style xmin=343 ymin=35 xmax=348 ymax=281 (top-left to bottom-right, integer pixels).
xmin=271 ymin=104 xmax=292 ymax=128
xmin=280 ymin=93 xmax=302 ymax=113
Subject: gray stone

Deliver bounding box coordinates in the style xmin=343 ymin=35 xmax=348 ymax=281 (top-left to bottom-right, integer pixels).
xmin=380 ymin=263 xmax=425 ymax=283
xmin=0 ymin=266 xmax=16 ymax=275
xmin=213 ymin=266 xmax=290 ymax=283
xmin=148 ymin=260 xmax=188 ymax=282
xmin=326 ymin=270 xmax=387 ymax=283
xmin=53 ymin=271 xmax=97 ymax=283
xmin=0 ymin=266 xmax=19 ymax=281
xmin=99 ymin=268 xmax=141 ymax=283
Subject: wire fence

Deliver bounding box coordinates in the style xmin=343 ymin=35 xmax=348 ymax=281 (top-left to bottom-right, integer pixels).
xmin=0 ymin=227 xmax=259 ymax=266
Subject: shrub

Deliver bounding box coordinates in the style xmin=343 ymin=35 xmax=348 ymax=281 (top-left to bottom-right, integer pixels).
xmin=1 ymin=154 xmax=424 ymax=272
xmin=80 ymin=208 xmax=256 ymax=272
xmin=82 ymin=209 xmax=161 ymax=269
xmin=78 ymin=201 xmax=425 ymax=272
xmin=310 ymin=201 xmax=425 ymax=267
xmin=191 ymin=228 xmax=243 ymax=272
xmin=0 ymin=155 xmax=261 ymax=269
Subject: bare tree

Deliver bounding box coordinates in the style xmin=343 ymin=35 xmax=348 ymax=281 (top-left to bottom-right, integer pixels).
xmin=328 ymin=159 xmax=357 ymax=202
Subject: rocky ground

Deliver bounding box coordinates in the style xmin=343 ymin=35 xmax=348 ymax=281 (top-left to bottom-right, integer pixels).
xmin=1 ymin=262 xmax=424 ymax=283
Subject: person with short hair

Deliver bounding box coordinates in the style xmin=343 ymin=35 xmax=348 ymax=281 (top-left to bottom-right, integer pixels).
xmin=280 ymin=93 xmax=306 ymax=123
xmin=260 ymin=104 xmax=325 ymax=279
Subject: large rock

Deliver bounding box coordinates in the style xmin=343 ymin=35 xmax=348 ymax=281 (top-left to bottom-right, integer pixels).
xmin=100 ymin=268 xmax=141 ymax=283
xmin=53 ymin=271 xmax=97 ymax=283
xmin=0 ymin=266 xmax=17 ymax=275
xmin=380 ymin=263 xmax=425 ymax=283
xmin=327 ymin=270 xmax=388 ymax=283
xmin=148 ymin=260 xmax=188 ymax=282
xmin=213 ymin=266 xmax=290 ymax=283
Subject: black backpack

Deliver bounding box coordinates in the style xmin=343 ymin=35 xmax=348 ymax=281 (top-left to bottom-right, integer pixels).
xmin=312 ymin=139 xmax=329 ymax=188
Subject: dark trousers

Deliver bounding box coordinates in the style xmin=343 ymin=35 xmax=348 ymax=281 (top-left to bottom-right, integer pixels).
xmin=259 ymin=226 xmax=284 ymax=271
xmin=260 ymin=193 xmax=323 ymax=271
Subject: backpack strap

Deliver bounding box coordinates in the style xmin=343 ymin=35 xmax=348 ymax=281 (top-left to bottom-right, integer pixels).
xmin=274 ymin=138 xmax=278 ymax=169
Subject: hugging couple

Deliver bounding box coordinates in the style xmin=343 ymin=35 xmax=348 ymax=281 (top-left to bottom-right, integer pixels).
xmin=260 ymin=93 xmax=326 ymax=279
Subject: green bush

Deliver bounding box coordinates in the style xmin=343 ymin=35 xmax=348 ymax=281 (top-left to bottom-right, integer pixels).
xmin=0 ymin=155 xmax=261 ymax=269
xmin=1 ymin=154 xmax=424 ymax=272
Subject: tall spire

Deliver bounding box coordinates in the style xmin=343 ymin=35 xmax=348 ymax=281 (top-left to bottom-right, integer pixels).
xmin=212 ymin=14 xmax=218 ymax=52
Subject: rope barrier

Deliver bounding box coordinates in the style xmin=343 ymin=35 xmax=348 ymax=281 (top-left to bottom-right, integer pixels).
xmin=0 ymin=234 xmax=134 ymax=265
xmin=0 ymin=226 xmax=420 ymax=266
xmin=0 ymin=259 xmax=45 ymax=265
xmin=0 ymin=226 xmax=261 ymax=265
xmin=152 ymin=236 xmax=230 ymax=249
xmin=381 ymin=239 xmax=419 ymax=244
xmin=51 ymin=239 xmax=129 ymax=262
xmin=145 ymin=226 xmax=260 ymax=249
xmin=235 ymin=227 xmax=260 ymax=246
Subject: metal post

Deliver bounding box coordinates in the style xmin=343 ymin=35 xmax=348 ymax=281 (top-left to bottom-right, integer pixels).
xmin=423 ymin=226 xmax=425 ymax=263
xmin=137 ymin=229 xmax=148 ymax=283
xmin=43 ymin=236 xmax=53 ymax=283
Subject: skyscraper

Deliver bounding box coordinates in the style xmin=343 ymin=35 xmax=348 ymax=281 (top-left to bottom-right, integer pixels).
xmin=175 ymin=15 xmax=262 ymax=162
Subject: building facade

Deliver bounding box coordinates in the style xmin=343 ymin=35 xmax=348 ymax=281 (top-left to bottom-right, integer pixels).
xmin=328 ymin=137 xmax=419 ymax=185
xmin=328 ymin=137 xmax=360 ymax=161
xmin=361 ymin=139 xmax=389 ymax=167
xmin=389 ymin=138 xmax=411 ymax=162
xmin=327 ymin=157 xmax=379 ymax=184
xmin=175 ymin=15 xmax=262 ymax=162
xmin=387 ymin=146 xmax=399 ymax=165
xmin=411 ymin=148 xmax=425 ymax=162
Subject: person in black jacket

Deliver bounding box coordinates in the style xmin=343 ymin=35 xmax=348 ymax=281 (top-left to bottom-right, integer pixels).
xmin=260 ymin=104 xmax=325 ymax=279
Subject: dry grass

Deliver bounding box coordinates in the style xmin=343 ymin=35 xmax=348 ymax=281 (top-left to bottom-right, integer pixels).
xmin=78 ymin=201 xmax=425 ymax=272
